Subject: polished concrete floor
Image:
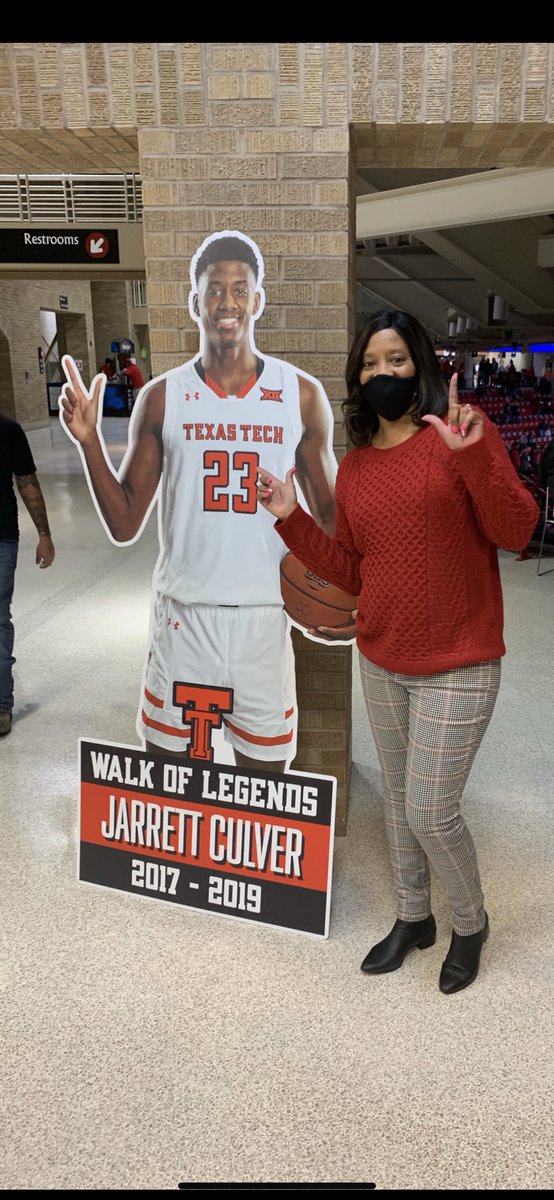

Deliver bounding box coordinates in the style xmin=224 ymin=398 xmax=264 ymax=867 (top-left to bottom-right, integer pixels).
xmin=2 ymin=416 xmax=553 ymax=1190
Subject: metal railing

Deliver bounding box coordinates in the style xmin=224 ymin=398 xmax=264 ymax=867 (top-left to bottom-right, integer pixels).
xmin=0 ymin=174 xmax=143 ymax=223
xmin=131 ymin=279 xmax=148 ymax=307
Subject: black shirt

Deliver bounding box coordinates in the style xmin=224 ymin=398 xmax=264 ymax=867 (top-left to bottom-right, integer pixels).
xmin=0 ymin=414 xmax=36 ymax=541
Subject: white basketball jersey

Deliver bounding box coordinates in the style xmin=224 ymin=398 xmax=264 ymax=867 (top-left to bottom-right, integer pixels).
xmin=154 ymin=354 xmax=303 ymax=605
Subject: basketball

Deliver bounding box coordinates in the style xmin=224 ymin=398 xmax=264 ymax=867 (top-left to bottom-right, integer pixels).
xmin=280 ymin=553 xmax=358 ymax=632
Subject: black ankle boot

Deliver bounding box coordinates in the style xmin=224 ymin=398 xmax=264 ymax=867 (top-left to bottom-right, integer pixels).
xmin=439 ymin=913 xmax=489 ymax=994
xmin=360 ymin=915 xmax=436 ymax=974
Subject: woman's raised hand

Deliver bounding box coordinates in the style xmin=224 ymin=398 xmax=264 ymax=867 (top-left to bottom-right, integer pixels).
xmin=256 ymin=466 xmax=299 ymax=521
xmin=422 ymin=372 xmax=484 ymax=449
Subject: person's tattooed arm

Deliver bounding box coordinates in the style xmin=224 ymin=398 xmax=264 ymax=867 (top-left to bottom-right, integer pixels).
xmin=15 ymin=473 xmax=55 ymax=567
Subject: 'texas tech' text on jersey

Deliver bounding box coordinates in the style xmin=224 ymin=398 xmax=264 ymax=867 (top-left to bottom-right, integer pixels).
xmin=155 ymin=355 xmax=303 ymax=606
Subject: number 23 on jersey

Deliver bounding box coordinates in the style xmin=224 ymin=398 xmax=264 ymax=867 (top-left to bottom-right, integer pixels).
xmin=203 ymin=450 xmax=259 ymax=514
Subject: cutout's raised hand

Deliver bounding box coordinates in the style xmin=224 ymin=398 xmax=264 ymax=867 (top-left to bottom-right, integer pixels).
xmin=59 ymin=355 xmax=105 ymax=445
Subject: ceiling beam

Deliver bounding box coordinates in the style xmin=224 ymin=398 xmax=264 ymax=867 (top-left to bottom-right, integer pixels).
xmin=356 ymin=281 xmax=446 ymax=341
xmin=356 ymin=168 xmax=554 ymax=240
xmin=415 ymin=229 xmax=543 ymax=313
xmin=364 ymin=252 xmax=485 ymax=326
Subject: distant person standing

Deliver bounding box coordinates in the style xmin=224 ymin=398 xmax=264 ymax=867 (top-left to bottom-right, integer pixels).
xmin=99 ymin=357 xmax=115 ymax=380
xmin=0 ymin=415 xmax=55 ymax=736
xmin=121 ymin=356 xmax=145 ymax=412
xmin=476 ymin=357 xmax=489 ymax=394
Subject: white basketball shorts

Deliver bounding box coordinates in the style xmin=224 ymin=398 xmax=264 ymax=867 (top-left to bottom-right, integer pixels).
xmin=137 ymin=597 xmax=297 ymax=762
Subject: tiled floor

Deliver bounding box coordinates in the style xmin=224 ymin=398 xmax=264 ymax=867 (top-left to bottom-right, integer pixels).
xmin=2 ymin=417 xmax=553 ymax=1189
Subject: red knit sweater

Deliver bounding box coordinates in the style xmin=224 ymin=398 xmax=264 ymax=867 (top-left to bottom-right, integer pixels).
xmin=278 ymin=416 xmax=540 ymax=675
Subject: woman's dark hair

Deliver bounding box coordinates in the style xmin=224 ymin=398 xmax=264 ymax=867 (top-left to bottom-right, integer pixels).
xmin=342 ymin=309 xmax=448 ymax=447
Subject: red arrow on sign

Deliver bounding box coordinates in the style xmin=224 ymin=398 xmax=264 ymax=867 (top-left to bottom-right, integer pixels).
xmin=85 ymin=233 xmax=110 ymax=259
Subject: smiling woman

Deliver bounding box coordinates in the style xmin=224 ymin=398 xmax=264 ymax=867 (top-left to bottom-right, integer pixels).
xmin=344 ymin=309 xmax=449 ymax=448
xmin=257 ymin=307 xmax=540 ymax=995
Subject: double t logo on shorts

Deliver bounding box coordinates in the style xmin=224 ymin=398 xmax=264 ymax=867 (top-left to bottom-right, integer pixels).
xmin=173 ymin=682 xmax=234 ymax=761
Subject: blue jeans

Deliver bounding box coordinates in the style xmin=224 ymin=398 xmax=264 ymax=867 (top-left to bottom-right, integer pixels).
xmin=0 ymin=540 xmax=18 ymax=712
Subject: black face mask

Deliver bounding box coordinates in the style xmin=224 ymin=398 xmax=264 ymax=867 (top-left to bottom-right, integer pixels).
xmin=361 ymin=373 xmax=419 ymax=421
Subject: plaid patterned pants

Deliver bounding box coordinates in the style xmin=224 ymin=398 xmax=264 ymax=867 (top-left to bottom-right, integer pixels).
xmin=359 ymin=654 xmax=502 ymax=935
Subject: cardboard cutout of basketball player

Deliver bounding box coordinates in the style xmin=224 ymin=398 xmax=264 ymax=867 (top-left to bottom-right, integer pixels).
xmin=60 ymin=230 xmax=356 ymax=774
